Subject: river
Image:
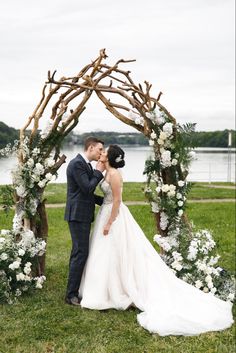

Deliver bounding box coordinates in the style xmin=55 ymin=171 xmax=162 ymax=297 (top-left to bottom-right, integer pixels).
xmin=0 ymin=146 xmax=235 ymax=184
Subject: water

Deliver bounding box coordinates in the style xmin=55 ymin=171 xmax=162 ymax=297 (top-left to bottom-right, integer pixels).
xmin=0 ymin=146 xmax=235 ymax=184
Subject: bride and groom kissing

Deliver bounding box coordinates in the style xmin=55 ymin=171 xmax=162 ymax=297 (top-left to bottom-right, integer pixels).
xmin=64 ymin=137 xmax=233 ymax=336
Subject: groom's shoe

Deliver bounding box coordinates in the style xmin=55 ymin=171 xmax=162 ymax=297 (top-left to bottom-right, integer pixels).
xmin=65 ymin=296 xmax=81 ymax=306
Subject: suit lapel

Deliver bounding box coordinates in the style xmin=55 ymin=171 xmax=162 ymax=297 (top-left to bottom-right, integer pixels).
xmin=77 ymin=154 xmax=93 ymax=175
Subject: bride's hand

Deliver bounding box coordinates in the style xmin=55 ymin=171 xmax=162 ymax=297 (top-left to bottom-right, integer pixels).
xmin=103 ymin=223 xmax=111 ymax=236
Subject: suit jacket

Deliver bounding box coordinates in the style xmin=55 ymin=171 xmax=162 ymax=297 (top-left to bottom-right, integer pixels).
xmin=64 ymin=154 xmax=104 ymax=223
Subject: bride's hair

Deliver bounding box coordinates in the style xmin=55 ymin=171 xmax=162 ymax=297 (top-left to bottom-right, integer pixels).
xmin=107 ymin=145 xmax=125 ymax=169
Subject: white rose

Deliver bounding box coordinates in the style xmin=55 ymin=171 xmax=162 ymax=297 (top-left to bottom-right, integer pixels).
xmin=16 ymin=185 xmax=27 ymax=198
xmin=161 ymin=150 xmax=171 ymax=167
xmin=157 ymin=138 xmax=165 ymax=145
xmin=203 ymin=287 xmax=209 ymax=293
xmin=169 ymin=184 xmax=176 ymax=191
xmin=176 ymin=193 xmax=182 ymax=199
xmin=167 ymin=190 xmax=175 ymax=197
xmin=178 ymin=180 xmax=185 ymax=187
xmin=45 ymin=173 xmax=53 ymax=181
xmin=155 ymin=186 xmax=161 ymax=193
xmin=162 ymin=122 xmax=173 ymax=137
xmin=18 ymin=249 xmax=25 ymax=256
xmin=205 ymin=275 xmax=212 ymax=283
xmin=16 ymin=273 xmax=25 ymax=281
xmin=38 ymin=180 xmax=46 ymax=188
xmin=178 ymin=209 xmax=183 ymax=217
xmin=161 ymin=184 xmax=169 ymax=193
xmin=207 ymin=282 xmax=214 ymax=289
xmin=151 ymin=202 xmax=159 ymax=213
xmin=171 ymin=158 xmax=178 ymax=166
xmin=227 ymin=293 xmax=235 ymax=301
xmin=178 ymin=201 xmax=184 ymax=207
xmin=195 ymin=280 xmax=203 ymax=289
xmin=159 ymin=131 xmax=167 ymax=140
xmin=36 ymin=282 xmax=43 ymax=289
xmin=24 ymin=266 xmax=31 ymax=275
xmin=149 ymin=139 xmax=154 ymax=146
xmin=210 ymin=287 xmax=217 ymax=294
xmin=0 ymin=253 xmax=8 ymax=261
xmin=150 ymin=131 xmax=157 ymax=139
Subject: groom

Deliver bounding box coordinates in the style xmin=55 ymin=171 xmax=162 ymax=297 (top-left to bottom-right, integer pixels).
xmin=64 ymin=137 xmax=105 ymax=305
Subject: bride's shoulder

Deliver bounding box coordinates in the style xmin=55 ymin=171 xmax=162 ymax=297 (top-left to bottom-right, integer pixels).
xmin=108 ymin=169 xmax=123 ymax=183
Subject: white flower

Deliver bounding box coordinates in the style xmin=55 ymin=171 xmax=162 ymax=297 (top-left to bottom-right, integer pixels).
xmin=157 ymin=138 xmax=165 ymax=145
xmin=151 ymin=202 xmax=159 ymax=213
xmin=27 ymin=158 xmax=34 ymax=168
xmin=178 ymin=209 xmax=183 ymax=217
xmin=178 ymin=200 xmax=184 ymax=207
xmin=34 ymin=163 xmax=45 ymax=176
xmin=161 ymin=184 xmax=169 ymax=193
xmin=9 ymin=260 xmax=21 ymax=270
xmin=207 ymin=282 xmax=214 ymax=289
xmin=16 ymin=185 xmax=27 ymax=198
xmin=18 ymin=249 xmax=25 ymax=256
xmin=159 ymin=131 xmax=167 ymax=140
xmin=155 ymin=186 xmax=161 ymax=193
xmin=161 ymin=150 xmax=171 ymax=168
xmin=210 ymin=287 xmax=217 ymax=294
xmin=162 ymin=123 xmax=173 ymax=137
xmin=169 ymin=184 xmax=176 ymax=192
xmin=227 ymin=293 xmax=235 ymax=301
xmin=167 ymin=190 xmax=175 ymax=197
xmin=45 ymin=173 xmax=53 ymax=181
xmin=189 ymin=151 xmax=196 ymax=159
xmin=150 ymin=131 xmax=156 ymax=140
xmin=205 ymin=275 xmax=212 ymax=283
xmin=171 ymin=158 xmax=178 ymax=166
xmin=195 ymin=280 xmax=203 ymax=289
xmin=176 ymin=193 xmax=182 ymax=199
xmin=16 ymin=273 xmax=25 ymax=281
xmin=203 ymin=287 xmax=209 ymax=293
xmin=160 ymin=212 xmax=169 ymax=230
xmin=177 ymin=180 xmax=185 ymax=187
xmin=24 ymin=266 xmax=31 ymax=275
xmin=0 ymin=253 xmax=8 ymax=261
xmin=36 ymin=282 xmax=43 ymax=289
xmin=135 ymin=116 xmax=144 ymax=126
xmin=45 ymin=158 xmax=55 ymax=168
xmin=38 ymin=180 xmax=47 ymax=188
xmin=149 ymin=140 xmax=154 ymax=146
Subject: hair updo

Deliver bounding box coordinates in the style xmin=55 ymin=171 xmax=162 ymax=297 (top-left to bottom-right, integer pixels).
xmin=107 ymin=145 xmax=125 ymax=169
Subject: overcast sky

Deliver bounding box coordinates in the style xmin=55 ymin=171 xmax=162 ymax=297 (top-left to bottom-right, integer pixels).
xmin=0 ymin=0 xmax=235 ymax=133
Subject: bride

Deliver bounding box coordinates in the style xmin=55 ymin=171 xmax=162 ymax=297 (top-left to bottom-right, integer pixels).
xmin=79 ymin=145 xmax=233 ymax=336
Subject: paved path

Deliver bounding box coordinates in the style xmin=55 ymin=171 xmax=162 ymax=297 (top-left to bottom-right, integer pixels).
xmin=201 ymin=184 xmax=235 ymax=190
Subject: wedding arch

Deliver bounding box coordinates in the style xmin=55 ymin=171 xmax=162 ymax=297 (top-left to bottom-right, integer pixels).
xmin=0 ymin=49 xmax=234 ymax=304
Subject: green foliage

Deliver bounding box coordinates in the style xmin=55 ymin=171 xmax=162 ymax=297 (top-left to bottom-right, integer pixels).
xmin=0 ymin=185 xmax=14 ymax=214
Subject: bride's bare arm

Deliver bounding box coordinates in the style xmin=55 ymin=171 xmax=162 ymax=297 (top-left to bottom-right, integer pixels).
xmin=103 ymin=171 xmax=122 ymax=236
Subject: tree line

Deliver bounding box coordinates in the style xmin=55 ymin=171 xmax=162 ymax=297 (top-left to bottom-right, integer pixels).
xmin=0 ymin=121 xmax=235 ymax=149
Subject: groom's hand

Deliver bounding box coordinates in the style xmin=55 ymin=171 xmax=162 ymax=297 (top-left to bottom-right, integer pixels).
xmin=96 ymin=161 xmax=105 ymax=173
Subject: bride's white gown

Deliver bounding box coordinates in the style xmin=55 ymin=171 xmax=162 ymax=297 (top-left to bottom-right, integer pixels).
xmin=79 ymin=180 xmax=233 ymax=336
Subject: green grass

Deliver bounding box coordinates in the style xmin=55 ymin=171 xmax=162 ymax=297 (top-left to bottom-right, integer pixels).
xmin=41 ymin=182 xmax=235 ymax=204
xmin=0 ymin=201 xmax=235 ymax=353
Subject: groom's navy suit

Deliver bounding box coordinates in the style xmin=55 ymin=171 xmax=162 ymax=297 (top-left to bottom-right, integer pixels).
xmin=64 ymin=154 xmax=103 ymax=299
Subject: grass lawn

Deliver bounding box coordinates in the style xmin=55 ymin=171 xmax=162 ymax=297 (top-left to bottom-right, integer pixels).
xmin=0 ymin=201 xmax=235 ymax=353
xmin=41 ymin=182 xmax=235 ymax=204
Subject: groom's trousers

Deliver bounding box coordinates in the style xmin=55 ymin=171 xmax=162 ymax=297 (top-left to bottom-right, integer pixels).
xmin=66 ymin=220 xmax=91 ymax=299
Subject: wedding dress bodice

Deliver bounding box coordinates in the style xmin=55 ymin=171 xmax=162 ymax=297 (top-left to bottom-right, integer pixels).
xmin=100 ymin=180 xmax=113 ymax=204
xmin=100 ymin=179 xmax=122 ymax=205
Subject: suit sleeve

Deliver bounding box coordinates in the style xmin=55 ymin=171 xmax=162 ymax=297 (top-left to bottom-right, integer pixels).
xmin=72 ymin=161 xmax=103 ymax=195
xmin=94 ymin=194 xmax=104 ymax=206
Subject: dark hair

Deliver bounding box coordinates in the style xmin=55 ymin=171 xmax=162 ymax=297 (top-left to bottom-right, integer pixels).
xmin=84 ymin=137 xmax=104 ymax=151
xmin=107 ymin=145 xmax=125 ymax=169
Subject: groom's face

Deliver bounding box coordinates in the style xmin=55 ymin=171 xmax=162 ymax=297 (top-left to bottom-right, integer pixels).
xmin=89 ymin=143 xmax=104 ymax=161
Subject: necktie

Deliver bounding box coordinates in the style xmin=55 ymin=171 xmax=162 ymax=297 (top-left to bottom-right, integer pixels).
xmin=88 ymin=162 xmax=93 ymax=172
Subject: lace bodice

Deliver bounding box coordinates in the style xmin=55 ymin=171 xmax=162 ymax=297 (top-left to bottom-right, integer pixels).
xmin=100 ymin=179 xmax=113 ymax=204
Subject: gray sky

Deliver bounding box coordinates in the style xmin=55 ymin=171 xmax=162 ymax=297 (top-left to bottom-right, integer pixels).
xmin=0 ymin=0 xmax=235 ymax=133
